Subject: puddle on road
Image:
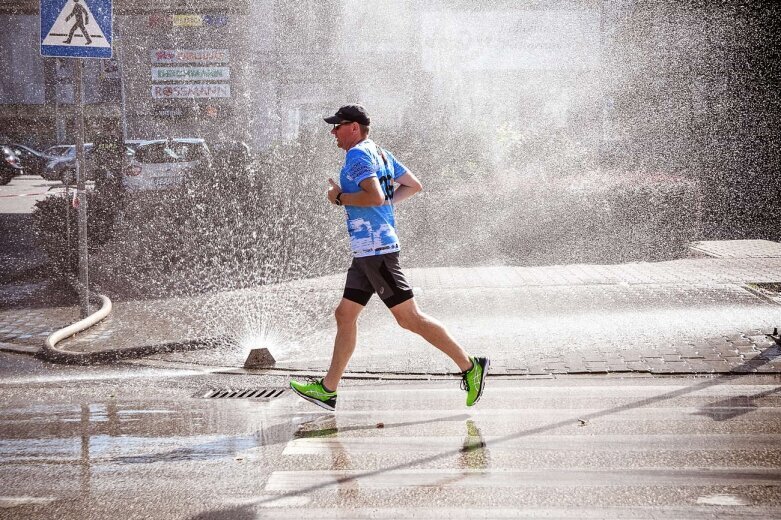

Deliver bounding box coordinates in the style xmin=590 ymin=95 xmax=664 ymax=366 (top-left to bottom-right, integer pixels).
xmin=0 ymin=400 xmax=299 ymax=466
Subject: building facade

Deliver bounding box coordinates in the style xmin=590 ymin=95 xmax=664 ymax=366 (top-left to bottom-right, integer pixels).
xmin=1 ymin=0 xmax=609 ymax=155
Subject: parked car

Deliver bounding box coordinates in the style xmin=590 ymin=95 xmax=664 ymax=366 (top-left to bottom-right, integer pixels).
xmin=41 ymin=145 xmax=75 ymax=181
xmin=0 ymin=145 xmax=24 ymax=185
xmin=6 ymin=143 xmax=48 ymax=177
xmin=41 ymin=144 xmax=94 ymax=183
xmin=122 ymin=138 xmax=212 ymax=192
xmin=43 ymin=145 xmax=74 ymax=157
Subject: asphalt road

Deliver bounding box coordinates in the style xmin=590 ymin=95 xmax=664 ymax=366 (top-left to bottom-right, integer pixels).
xmin=0 ymin=175 xmax=61 ymax=214
xmin=3 ymin=175 xmax=780 ymax=518
xmin=1 ymin=351 xmax=780 ymax=519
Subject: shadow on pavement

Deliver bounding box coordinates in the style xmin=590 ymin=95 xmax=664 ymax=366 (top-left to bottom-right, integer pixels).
xmin=694 ymin=385 xmax=781 ymax=421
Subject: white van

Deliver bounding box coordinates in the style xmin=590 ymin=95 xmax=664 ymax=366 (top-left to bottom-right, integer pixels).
xmin=123 ymin=138 xmax=211 ymax=192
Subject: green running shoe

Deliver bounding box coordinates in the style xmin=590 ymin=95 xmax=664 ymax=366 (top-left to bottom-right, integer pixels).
xmin=290 ymin=378 xmax=337 ymax=411
xmin=461 ymin=356 xmax=489 ymax=407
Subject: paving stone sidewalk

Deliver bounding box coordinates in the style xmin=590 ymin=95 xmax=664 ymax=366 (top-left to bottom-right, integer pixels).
xmin=1 ymin=252 xmax=780 ymax=375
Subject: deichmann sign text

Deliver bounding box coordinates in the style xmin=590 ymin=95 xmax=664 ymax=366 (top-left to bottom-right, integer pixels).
xmin=151 ymin=49 xmax=230 ymax=64
xmin=151 ymin=67 xmax=230 ymax=81
xmin=151 ymin=83 xmax=231 ymax=99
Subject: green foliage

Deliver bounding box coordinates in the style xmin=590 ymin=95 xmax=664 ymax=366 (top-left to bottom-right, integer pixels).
xmin=91 ymin=133 xmax=347 ymax=298
xmin=31 ymin=191 xmax=117 ymax=278
xmin=32 ymin=129 xmax=704 ymax=298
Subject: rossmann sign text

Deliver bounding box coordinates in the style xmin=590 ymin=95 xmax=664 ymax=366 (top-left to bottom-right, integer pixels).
xmin=151 ymin=84 xmax=231 ymax=99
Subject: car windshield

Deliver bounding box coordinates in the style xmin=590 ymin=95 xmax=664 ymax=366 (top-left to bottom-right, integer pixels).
xmin=133 ymin=141 xmax=205 ymax=163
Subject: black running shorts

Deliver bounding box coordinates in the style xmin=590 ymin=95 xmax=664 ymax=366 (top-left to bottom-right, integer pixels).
xmin=343 ymin=252 xmax=414 ymax=308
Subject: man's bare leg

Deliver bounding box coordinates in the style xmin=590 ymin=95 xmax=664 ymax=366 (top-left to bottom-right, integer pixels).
xmin=323 ymin=298 xmax=364 ymax=391
xmin=389 ymin=298 xmax=473 ymax=372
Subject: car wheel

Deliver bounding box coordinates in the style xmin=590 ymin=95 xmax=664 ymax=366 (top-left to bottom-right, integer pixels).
xmin=0 ymin=174 xmax=11 ymax=186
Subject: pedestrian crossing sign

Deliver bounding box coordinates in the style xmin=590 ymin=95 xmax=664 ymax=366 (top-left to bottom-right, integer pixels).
xmin=41 ymin=0 xmax=112 ymax=59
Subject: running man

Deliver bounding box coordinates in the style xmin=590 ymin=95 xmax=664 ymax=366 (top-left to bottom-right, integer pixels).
xmin=64 ymin=0 xmax=92 ymax=45
xmin=290 ymin=104 xmax=489 ymax=411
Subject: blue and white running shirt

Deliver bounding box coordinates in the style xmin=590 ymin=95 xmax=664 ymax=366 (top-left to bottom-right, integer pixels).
xmin=340 ymin=139 xmax=408 ymax=257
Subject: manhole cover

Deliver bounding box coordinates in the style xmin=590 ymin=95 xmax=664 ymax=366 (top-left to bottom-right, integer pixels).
xmin=198 ymin=388 xmax=287 ymax=399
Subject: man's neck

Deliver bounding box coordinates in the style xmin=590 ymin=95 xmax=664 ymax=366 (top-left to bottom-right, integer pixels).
xmin=343 ymin=136 xmax=367 ymax=151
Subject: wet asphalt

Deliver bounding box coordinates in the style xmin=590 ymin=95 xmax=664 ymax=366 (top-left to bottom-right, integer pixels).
xmin=1 ymin=351 xmax=780 ymax=519
xmin=2 ymin=177 xmax=781 ymax=516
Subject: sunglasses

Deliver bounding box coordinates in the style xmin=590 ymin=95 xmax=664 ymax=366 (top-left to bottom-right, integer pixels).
xmin=332 ymin=121 xmax=355 ymax=131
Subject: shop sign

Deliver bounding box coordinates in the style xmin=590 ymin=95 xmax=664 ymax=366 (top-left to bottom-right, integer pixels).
xmin=202 ymin=104 xmax=231 ymax=118
xmin=173 ymin=14 xmax=203 ymax=27
xmin=203 ymin=15 xmax=228 ymax=27
xmin=151 ymin=83 xmax=231 ymax=99
xmin=151 ymin=104 xmax=232 ymax=118
xmin=148 ymin=13 xmax=171 ymax=27
xmin=152 ymin=67 xmax=230 ymax=81
xmin=151 ymin=49 xmax=230 ymax=64
xmin=152 ymin=105 xmax=187 ymax=118
xmin=149 ymin=13 xmax=229 ymax=28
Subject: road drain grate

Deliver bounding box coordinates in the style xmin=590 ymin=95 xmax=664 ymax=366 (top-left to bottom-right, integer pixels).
xmin=200 ymin=388 xmax=287 ymax=399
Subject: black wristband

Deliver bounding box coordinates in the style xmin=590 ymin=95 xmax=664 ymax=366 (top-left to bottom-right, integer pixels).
xmin=335 ymin=192 xmax=343 ymax=206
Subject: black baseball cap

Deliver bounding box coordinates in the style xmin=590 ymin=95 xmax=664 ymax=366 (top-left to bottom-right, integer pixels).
xmin=324 ymin=104 xmax=371 ymax=126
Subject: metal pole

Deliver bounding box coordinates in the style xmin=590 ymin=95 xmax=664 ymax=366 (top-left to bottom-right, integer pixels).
xmin=74 ymin=60 xmax=90 ymax=318
xmin=115 ymin=28 xmax=128 ymax=142
xmin=54 ymin=59 xmax=66 ymax=142
xmin=65 ymin=176 xmax=72 ymax=271
xmin=58 ymin=59 xmax=72 ymax=271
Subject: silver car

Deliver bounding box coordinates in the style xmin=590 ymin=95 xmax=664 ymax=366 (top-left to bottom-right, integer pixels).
xmin=42 ymin=144 xmax=95 ymax=182
xmin=123 ymin=138 xmax=211 ymax=192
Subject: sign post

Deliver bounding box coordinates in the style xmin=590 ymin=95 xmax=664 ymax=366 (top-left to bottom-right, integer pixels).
xmin=41 ymin=0 xmax=113 ymax=318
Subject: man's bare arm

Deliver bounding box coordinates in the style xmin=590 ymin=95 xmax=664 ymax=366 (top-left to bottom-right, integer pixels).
xmin=327 ymin=177 xmax=385 ymax=207
xmin=392 ymin=171 xmax=422 ymax=204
